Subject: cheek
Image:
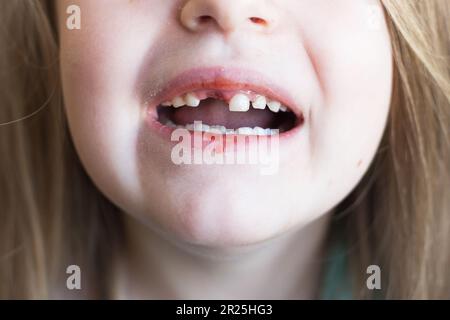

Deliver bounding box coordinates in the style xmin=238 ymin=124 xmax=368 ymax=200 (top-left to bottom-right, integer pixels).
xmin=304 ymin=3 xmax=393 ymax=197
xmin=57 ymin=1 xmax=179 ymax=218
xmin=58 ymin=19 xmax=146 ymax=208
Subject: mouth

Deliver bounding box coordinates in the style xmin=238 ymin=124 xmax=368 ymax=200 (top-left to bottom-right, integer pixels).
xmin=146 ymin=68 xmax=305 ymax=137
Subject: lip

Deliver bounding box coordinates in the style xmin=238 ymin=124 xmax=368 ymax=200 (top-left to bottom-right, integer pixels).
xmin=144 ymin=66 xmax=306 ymax=141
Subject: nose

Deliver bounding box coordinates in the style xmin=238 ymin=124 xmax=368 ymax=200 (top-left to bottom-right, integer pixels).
xmin=180 ymin=0 xmax=277 ymax=34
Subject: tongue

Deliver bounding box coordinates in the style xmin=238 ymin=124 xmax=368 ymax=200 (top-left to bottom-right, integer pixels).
xmin=171 ymin=98 xmax=274 ymax=129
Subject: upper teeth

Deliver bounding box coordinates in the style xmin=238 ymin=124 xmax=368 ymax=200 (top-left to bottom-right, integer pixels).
xmin=252 ymin=95 xmax=267 ymax=110
xmin=267 ymin=100 xmax=281 ymax=113
xmin=229 ymin=93 xmax=250 ymax=112
xmin=161 ymin=92 xmax=288 ymax=113
xmin=172 ymin=96 xmax=185 ymax=108
xmin=185 ymin=93 xmax=201 ymax=107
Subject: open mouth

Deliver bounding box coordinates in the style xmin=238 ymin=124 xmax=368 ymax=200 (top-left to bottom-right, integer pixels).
xmin=156 ymin=89 xmax=302 ymax=136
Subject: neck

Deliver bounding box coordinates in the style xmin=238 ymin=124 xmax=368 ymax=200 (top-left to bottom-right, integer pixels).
xmin=114 ymin=215 xmax=331 ymax=299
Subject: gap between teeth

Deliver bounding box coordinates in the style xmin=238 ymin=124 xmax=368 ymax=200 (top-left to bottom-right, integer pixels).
xmin=164 ymin=120 xmax=279 ymax=136
xmin=161 ymin=92 xmax=289 ymax=113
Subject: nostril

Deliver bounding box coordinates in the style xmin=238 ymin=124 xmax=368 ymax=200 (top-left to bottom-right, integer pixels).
xmin=249 ymin=17 xmax=267 ymax=26
xmin=198 ymin=15 xmax=213 ymax=24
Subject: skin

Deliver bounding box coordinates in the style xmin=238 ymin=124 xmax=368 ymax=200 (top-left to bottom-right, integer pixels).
xmin=57 ymin=0 xmax=392 ymax=298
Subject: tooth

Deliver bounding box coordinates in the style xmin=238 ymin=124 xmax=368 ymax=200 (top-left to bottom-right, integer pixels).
xmin=186 ymin=124 xmax=194 ymax=131
xmin=252 ymin=95 xmax=267 ymax=110
xmin=280 ymin=105 xmax=288 ymax=112
xmin=165 ymin=120 xmax=176 ymax=128
xmin=267 ymin=100 xmax=281 ymax=113
xmin=172 ymin=96 xmax=185 ymax=108
xmin=161 ymin=101 xmax=172 ymax=107
xmin=229 ymin=94 xmax=250 ymax=112
xmin=254 ymin=127 xmax=267 ymax=136
xmin=237 ymin=127 xmax=254 ymax=135
xmin=226 ymin=129 xmax=235 ymax=135
xmin=185 ymin=93 xmax=200 ymax=107
xmin=265 ymin=128 xmax=272 ymax=135
xmin=209 ymin=128 xmax=222 ymax=134
xmin=202 ymin=124 xmax=210 ymax=132
xmin=209 ymin=125 xmax=225 ymax=134
xmin=270 ymin=129 xmax=279 ymax=136
xmin=194 ymin=122 xmax=203 ymax=131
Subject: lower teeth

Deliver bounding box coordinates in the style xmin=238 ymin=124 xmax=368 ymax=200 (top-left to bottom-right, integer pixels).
xmin=164 ymin=120 xmax=279 ymax=136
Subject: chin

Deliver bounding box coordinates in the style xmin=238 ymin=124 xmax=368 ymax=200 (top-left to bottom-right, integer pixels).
xmin=138 ymin=182 xmax=293 ymax=248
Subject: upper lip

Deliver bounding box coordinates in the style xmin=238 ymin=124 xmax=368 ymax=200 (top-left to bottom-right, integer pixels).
xmin=145 ymin=67 xmax=304 ymax=119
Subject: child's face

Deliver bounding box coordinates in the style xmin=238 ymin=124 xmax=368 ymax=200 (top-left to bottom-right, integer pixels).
xmin=58 ymin=0 xmax=392 ymax=246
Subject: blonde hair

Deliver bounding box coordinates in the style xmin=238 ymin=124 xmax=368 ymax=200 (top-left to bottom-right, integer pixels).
xmin=0 ymin=0 xmax=448 ymax=299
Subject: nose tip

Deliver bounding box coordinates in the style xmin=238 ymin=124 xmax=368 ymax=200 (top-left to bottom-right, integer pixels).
xmin=180 ymin=0 xmax=276 ymax=34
